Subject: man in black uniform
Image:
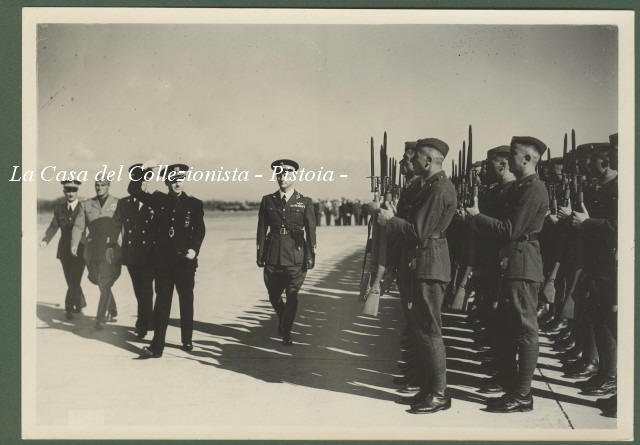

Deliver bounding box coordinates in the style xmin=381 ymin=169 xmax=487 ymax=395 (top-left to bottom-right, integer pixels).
xmin=41 ymin=180 xmax=87 ymax=319
xmin=129 ymin=163 xmax=206 ymax=358
xmin=113 ymin=164 xmax=157 ymax=339
xmin=465 ymin=136 xmax=549 ymax=413
xmin=257 ymin=159 xmax=317 ymax=346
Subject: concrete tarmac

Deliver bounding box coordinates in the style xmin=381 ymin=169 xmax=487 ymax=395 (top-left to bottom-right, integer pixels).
xmin=31 ymin=213 xmax=616 ymax=439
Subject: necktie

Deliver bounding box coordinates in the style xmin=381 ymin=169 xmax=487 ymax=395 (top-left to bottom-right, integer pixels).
xmin=282 ymin=195 xmax=287 ymax=209
xmin=67 ymin=204 xmax=72 ymax=213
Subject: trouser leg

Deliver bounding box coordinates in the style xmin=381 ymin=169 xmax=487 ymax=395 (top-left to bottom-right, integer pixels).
xmin=176 ymin=262 xmax=196 ymax=345
xmin=415 ymin=280 xmax=447 ymax=395
xmin=61 ymin=259 xmax=75 ymax=312
xmin=264 ymin=266 xmax=286 ymax=319
xmin=150 ymin=268 xmax=175 ymax=353
xmin=281 ymin=266 xmax=307 ymax=336
xmin=504 ymin=280 xmax=540 ymax=397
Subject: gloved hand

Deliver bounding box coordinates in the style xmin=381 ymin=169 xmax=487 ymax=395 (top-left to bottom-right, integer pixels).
xmin=105 ymin=247 xmax=114 ymax=264
xmin=542 ymin=279 xmax=556 ymax=303
xmin=306 ymin=255 xmax=315 ymax=270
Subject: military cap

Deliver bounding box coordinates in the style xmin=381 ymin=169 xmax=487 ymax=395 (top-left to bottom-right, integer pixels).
xmin=486 ymin=145 xmax=511 ymax=160
xmin=270 ymin=159 xmax=299 ymax=172
xmin=60 ymin=179 xmax=81 ymax=190
xmin=160 ymin=163 xmax=189 ymax=183
xmin=416 ymin=138 xmax=449 ymax=158
xmin=609 ymin=133 xmax=618 ymax=147
xmin=511 ymin=136 xmax=547 ymax=156
xmin=404 ymin=141 xmax=418 ymax=151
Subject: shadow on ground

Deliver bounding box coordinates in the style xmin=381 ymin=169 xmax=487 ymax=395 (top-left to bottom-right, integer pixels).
xmin=37 ymin=249 xmax=598 ymax=409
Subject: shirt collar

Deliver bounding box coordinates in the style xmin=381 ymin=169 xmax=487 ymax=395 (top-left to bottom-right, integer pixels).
xmin=421 ymin=170 xmax=446 ymax=187
xmin=67 ymin=200 xmax=79 ymax=211
xmin=279 ymin=189 xmax=295 ymax=201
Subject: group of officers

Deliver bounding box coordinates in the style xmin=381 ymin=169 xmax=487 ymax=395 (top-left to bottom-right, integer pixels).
xmin=42 ymin=159 xmax=318 ymax=354
xmin=367 ymin=133 xmax=617 ymax=417
xmin=42 ymin=163 xmax=206 ymax=358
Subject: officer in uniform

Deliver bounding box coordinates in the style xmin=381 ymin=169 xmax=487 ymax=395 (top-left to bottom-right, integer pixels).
xmin=257 ymin=159 xmax=317 ymax=346
xmin=41 ymin=180 xmax=87 ymax=319
xmin=378 ymin=138 xmax=457 ymax=414
xmin=465 ymin=136 xmax=549 ymax=413
xmin=571 ymin=140 xmax=617 ymax=407
xmin=113 ymin=164 xmax=157 ymax=339
xmin=129 ymin=163 xmax=206 ymax=357
xmin=71 ymin=179 xmax=121 ymax=329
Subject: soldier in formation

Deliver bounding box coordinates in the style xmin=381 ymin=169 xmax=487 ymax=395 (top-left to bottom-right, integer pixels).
xmin=370 ymin=130 xmax=617 ymax=417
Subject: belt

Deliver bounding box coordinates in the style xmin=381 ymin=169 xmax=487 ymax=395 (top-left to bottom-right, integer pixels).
xmin=417 ymin=231 xmax=447 ymax=248
xmin=270 ymin=225 xmax=304 ymax=236
xmin=516 ymin=232 xmax=539 ymax=242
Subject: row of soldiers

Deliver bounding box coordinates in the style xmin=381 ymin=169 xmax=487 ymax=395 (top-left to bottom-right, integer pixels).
xmin=41 ymin=163 xmax=206 ymax=358
xmin=365 ymin=132 xmax=617 ymax=416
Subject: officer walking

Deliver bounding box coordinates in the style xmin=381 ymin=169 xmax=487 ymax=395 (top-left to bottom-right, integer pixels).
xmin=40 ymin=180 xmax=87 ymax=319
xmin=464 ymin=136 xmax=549 ymax=413
xmin=71 ymin=179 xmax=121 ymax=330
xmin=378 ymin=138 xmax=457 ymax=414
xmin=257 ymin=159 xmax=317 ymax=346
xmin=129 ymin=163 xmax=206 ymax=358
xmin=113 ymin=164 xmax=158 ymax=339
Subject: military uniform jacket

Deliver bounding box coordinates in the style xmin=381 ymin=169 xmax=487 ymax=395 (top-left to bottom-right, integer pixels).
xmin=257 ymin=190 xmax=317 ymax=267
xmin=582 ymin=176 xmax=617 ymax=280
xmin=469 ymin=180 xmax=516 ymax=270
xmin=128 ymin=180 xmax=206 ymax=268
xmin=386 ymin=171 xmax=457 ymax=282
xmin=113 ymin=196 xmax=157 ymax=266
xmin=71 ymin=195 xmax=121 ymax=264
xmin=42 ymin=200 xmax=85 ymax=260
xmin=470 ymin=173 xmax=549 ymax=282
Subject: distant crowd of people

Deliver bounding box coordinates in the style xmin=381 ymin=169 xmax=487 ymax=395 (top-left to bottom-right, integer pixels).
xmin=313 ymin=193 xmax=399 ymax=227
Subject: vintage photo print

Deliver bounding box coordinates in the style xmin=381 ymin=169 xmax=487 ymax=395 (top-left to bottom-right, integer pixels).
xmin=21 ymin=7 xmax=634 ymax=441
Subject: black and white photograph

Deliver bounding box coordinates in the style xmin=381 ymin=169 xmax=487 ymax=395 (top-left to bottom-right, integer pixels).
xmin=21 ymin=8 xmax=634 ymax=440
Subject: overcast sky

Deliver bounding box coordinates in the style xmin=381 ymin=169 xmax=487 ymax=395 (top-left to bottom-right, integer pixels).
xmin=37 ymin=24 xmax=617 ymax=201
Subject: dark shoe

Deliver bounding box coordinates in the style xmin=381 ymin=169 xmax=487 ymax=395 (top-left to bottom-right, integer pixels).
xmin=555 ymin=329 xmax=574 ymax=342
xmin=486 ymin=393 xmax=533 ymax=413
xmin=182 ymin=343 xmax=193 ymax=352
xmin=94 ymin=321 xmax=104 ymax=330
xmin=65 ymin=311 xmax=74 ymax=320
xmin=398 ymin=383 xmax=422 ymax=394
xmin=564 ymin=361 xmax=599 ymax=379
xmin=554 ymin=339 xmax=576 ymax=353
xmin=479 ymin=378 xmax=505 ymax=394
xmin=139 ymin=346 xmax=162 ymax=359
xmin=282 ymin=336 xmax=293 ymax=346
xmin=408 ymin=393 xmax=452 ymax=414
xmin=559 ymin=348 xmax=583 ymax=363
xmin=136 ymin=330 xmax=147 ymax=340
xmin=106 ymin=314 xmax=118 ymax=323
xmin=543 ymin=319 xmax=568 ymax=334
xmin=581 ymin=377 xmax=616 ymax=396
xmin=396 ymin=390 xmax=429 ymax=405
xmin=577 ymin=374 xmax=604 ymax=390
